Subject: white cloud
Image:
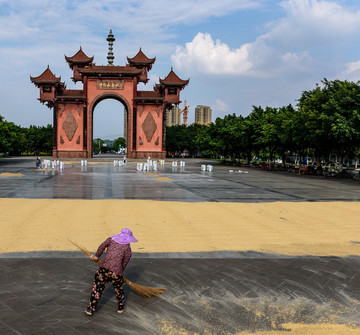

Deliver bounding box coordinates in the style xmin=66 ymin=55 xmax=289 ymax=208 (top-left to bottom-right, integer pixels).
xmin=172 ymin=33 xmax=253 ymax=75
xmin=337 ymin=60 xmax=360 ymax=81
xmin=215 ymin=99 xmax=229 ymax=112
xmin=0 ymin=0 xmax=259 ymax=43
xmin=171 ymin=31 xmax=309 ymax=77
xmin=281 ymin=51 xmax=312 ymax=70
xmin=172 ymin=0 xmax=360 ymax=78
xmin=344 ymin=61 xmax=360 ymax=74
xmin=0 ymin=0 xmax=261 ymax=76
xmin=268 ymin=0 xmax=360 ymax=48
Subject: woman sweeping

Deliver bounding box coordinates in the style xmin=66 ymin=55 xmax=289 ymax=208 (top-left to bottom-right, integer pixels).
xmin=84 ymin=228 xmax=138 ymax=316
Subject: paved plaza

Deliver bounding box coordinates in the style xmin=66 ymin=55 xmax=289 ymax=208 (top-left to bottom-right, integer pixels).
xmin=1 ymin=156 xmax=360 ymax=202
xmin=1 ymin=157 xmax=360 ymax=334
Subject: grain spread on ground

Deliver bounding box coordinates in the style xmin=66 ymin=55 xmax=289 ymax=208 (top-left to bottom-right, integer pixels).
xmin=1 ymin=199 xmax=359 ymax=256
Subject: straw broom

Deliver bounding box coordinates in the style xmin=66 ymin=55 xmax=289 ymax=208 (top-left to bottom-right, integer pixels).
xmin=69 ymin=239 xmax=166 ymax=298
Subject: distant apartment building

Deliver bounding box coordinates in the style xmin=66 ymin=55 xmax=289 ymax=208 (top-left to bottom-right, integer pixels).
xmin=195 ymin=105 xmax=212 ymax=125
xmin=166 ymin=105 xmax=182 ymax=126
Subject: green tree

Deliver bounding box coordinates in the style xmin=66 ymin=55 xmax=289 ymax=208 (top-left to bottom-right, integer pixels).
xmin=26 ymin=124 xmax=53 ymax=154
xmin=0 ymin=115 xmax=28 ymax=155
xmin=194 ymin=123 xmax=221 ymax=158
xmin=166 ymin=124 xmax=207 ymax=157
xmin=298 ymin=79 xmax=360 ymax=160
xmin=163 ymin=78 xmax=360 ymax=163
xmin=184 ymin=123 xmax=206 ymax=156
xmin=276 ymin=104 xmax=304 ymax=162
xmin=246 ymin=106 xmax=266 ymax=159
xmin=166 ymin=125 xmax=188 ymax=155
xmin=113 ymin=137 xmax=126 ymax=151
xmin=212 ymin=114 xmax=244 ymax=160
xmin=258 ymin=106 xmax=280 ymax=161
xmin=93 ymin=138 xmax=104 ymax=153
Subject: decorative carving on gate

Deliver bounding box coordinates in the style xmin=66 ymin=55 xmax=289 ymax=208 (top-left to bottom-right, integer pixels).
xmin=138 ymin=106 xmax=144 ymax=117
xmin=63 ymin=111 xmax=78 ymax=141
xmin=59 ymin=106 xmax=65 ymax=117
xmin=60 ymin=135 xmax=65 ymax=144
xmin=156 ymin=107 xmax=161 ymax=117
xmin=76 ymin=106 xmax=81 ymax=116
xmin=139 ymin=136 xmax=143 ymax=145
xmin=142 ymin=112 xmax=157 ymax=142
xmin=155 ymin=136 xmax=159 ymax=146
xmin=76 ymin=135 xmax=80 ymax=144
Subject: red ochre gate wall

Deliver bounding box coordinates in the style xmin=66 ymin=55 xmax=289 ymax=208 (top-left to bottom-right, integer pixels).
xmin=30 ymin=32 xmax=189 ymax=159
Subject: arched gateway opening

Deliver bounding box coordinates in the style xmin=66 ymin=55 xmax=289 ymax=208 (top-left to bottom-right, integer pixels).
xmin=90 ymin=94 xmax=129 ymax=155
xmin=30 ymin=30 xmax=189 ymax=159
xmin=92 ymin=98 xmax=126 ymax=151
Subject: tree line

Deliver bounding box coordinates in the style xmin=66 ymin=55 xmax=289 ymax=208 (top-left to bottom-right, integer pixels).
xmin=1 ymin=78 xmax=360 ymax=161
xmin=166 ymin=79 xmax=360 ymax=164
xmin=0 ymin=115 xmax=52 ymax=155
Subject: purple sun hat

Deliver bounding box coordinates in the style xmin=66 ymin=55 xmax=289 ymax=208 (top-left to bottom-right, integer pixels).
xmin=111 ymin=228 xmax=138 ymax=244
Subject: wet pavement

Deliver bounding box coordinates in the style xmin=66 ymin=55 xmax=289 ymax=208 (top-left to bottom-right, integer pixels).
xmin=1 ymin=156 xmax=360 ymax=202
xmin=1 ymin=157 xmax=360 ymax=334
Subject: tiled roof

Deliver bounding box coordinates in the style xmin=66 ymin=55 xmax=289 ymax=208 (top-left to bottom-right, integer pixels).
xmin=127 ymin=48 xmax=155 ymax=65
xmin=65 ymin=47 xmax=94 ymax=64
xmin=30 ymin=66 xmax=61 ymax=84
xmin=159 ymin=68 xmax=189 ymax=87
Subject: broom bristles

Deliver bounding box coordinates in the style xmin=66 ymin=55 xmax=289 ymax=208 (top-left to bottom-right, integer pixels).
xmin=123 ymin=277 xmax=166 ymax=297
xmin=68 ymin=239 xmax=166 ymax=298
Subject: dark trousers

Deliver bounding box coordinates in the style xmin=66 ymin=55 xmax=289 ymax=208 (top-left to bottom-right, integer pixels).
xmin=88 ymin=267 xmax=125 ymax=312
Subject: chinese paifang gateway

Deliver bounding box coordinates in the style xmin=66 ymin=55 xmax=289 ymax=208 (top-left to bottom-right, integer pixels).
xmin=30 ymin=30 xmax=189 ymax=159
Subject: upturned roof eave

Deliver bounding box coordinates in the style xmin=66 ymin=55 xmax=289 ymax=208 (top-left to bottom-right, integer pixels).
xmin=159 ymin=79 xmax=189 ymax=86
xmin=65 ymin=47 xmax=94 ymax=64
xmin=127 ymin=48 xmax=156 ymax=65
xmin=159 ymin=68 xmax=190 ymax=87
xmin=65 ymin=57 xmax=94 ymax=64
xmin=30 ymin=78 xmax=60 ymax=85
xmin=127 ymin=58 xmax=156 ymax=65
xmin=30 ymin=66 xmax=61 ymax=84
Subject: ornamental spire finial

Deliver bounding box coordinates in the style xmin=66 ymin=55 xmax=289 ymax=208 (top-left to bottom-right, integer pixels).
xmin=107 ymin=29 xmax=115 ymax=65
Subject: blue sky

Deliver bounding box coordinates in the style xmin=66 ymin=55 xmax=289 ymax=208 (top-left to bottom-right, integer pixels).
xmin=1 ymin=0 xmax=360 ymax=139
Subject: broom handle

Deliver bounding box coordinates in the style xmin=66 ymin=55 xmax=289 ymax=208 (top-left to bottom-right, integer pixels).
xmin=88 ymin=254 xmax=101 ymax=265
